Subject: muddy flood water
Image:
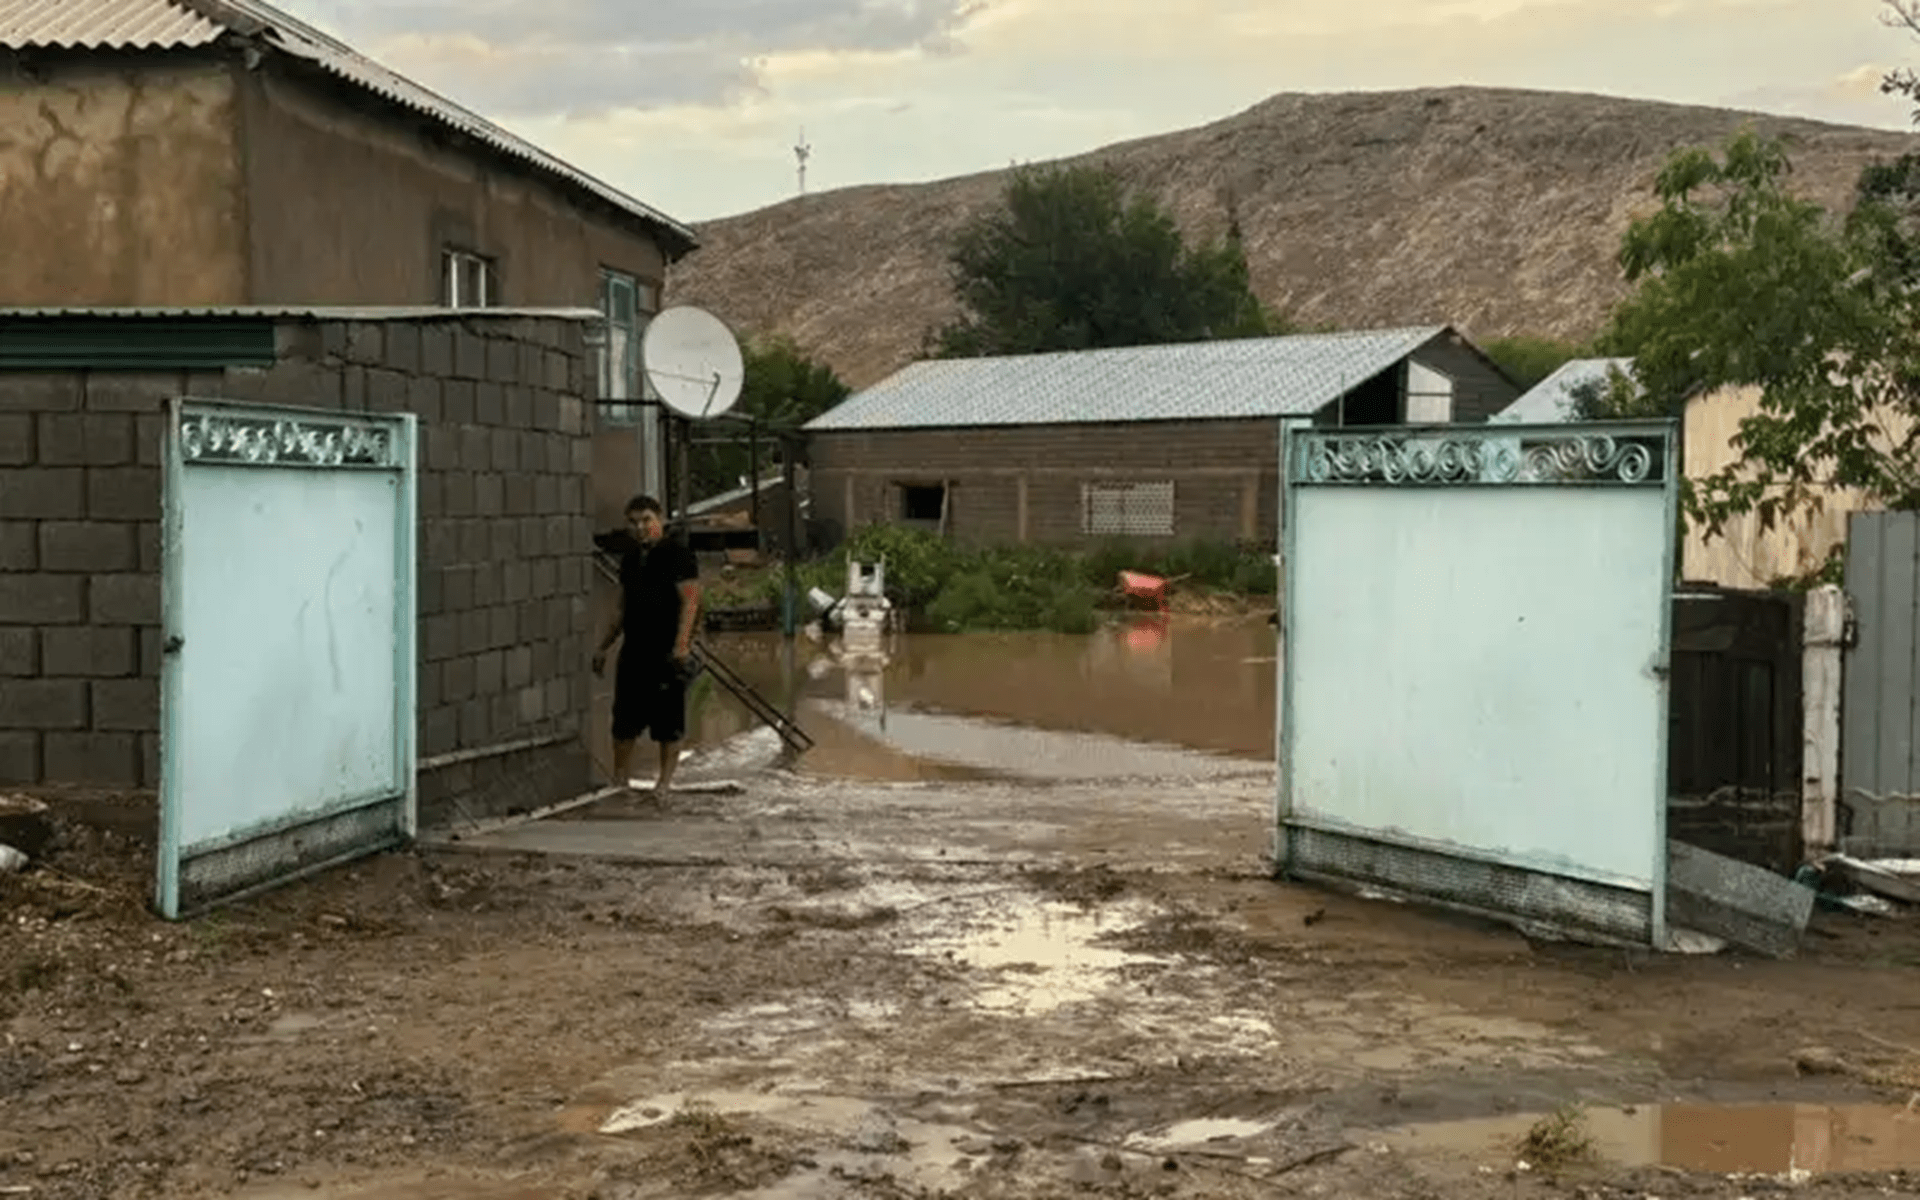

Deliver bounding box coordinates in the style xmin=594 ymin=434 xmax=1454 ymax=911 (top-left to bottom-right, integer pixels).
xmin=668 ymin=616 xmax=1277 ymax=782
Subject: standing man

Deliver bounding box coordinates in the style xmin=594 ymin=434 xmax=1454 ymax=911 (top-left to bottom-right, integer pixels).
xmin=593 ymin=495 xmax=702 ymax=794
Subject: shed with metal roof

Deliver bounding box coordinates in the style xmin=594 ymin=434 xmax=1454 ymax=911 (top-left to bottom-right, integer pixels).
xmin=804 ymin=326 xmax=1522 ymax=548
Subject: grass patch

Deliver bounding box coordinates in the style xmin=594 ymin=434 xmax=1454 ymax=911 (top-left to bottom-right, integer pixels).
xmin=1517 ymin=1105 xmax=1595 ymax=1169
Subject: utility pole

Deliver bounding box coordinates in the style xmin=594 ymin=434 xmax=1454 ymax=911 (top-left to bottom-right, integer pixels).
xmin=794 ymin=128 xmax=812 ymax=196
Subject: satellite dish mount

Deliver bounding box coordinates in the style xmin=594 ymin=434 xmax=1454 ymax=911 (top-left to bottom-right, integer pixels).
xmin=641 ymin=306 xmax=746 ymax=519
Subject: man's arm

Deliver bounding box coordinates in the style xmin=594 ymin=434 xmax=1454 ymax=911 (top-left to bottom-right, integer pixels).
xmin=673 ymin=579 xmax=701 ymax=658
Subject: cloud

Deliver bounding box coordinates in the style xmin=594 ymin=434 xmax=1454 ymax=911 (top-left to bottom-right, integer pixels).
xmin=1720 ymin=62 xmax=1913 ymax=129
xmin=289 ymin=0 xmax=983 ymax=113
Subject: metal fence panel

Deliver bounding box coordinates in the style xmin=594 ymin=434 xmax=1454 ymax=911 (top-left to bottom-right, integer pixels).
xmin=1840 ymin=511 xmax=1920 ymax=855
xmin=1277 ymin=422 xmax=1677 ymax=946
xmin=156 ymin=399 xmax=419 ymax=918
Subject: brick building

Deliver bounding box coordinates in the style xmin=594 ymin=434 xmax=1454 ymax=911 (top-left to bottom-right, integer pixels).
xmin=0 ymin=307 xmax=598 ymax=828
xmin=0 ymin=0 xmax=694 ymax=537
xmin=804 ymin=327 xmax=1522 ymax=549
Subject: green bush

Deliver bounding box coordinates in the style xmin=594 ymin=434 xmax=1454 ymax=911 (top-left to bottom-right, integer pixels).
xmin=925 ymin=563 xmax=1102 ymax=634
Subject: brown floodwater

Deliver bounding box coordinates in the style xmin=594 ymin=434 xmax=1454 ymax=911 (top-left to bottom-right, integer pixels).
xmin=1389 ymin=1102 xmax=1920 ymax=1175
xmin=678 ymin=616 xmax=1278 ymax=777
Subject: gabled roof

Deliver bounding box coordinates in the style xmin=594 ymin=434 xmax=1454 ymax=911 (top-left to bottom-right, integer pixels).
xmin=0 ymin=0 xmax=697 ymax=257
xmin=1491 ymin=357 xmax=1636 ymax=425
xmin=804 ymin=327 xmax=1453 ymax=432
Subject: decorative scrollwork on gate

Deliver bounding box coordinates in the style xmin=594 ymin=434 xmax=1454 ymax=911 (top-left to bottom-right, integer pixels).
xmin=179 ymin=411 xmax=397 ymax=468
xmin=1296 ymin=429 xmax=1662 ymax=487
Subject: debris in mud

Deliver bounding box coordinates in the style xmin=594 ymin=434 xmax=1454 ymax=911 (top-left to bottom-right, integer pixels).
xmin=1115 ymin=911 xmax=1267 ymax=963
xmin=1515 ymin=1106 xmax=1595 ymax=1171
xmin=850 ymin=1110 xmax=908 ymax=1154
xmin=638 ymin=1103 xmax=798 ymax=1193
xmin=1792 ymin=1045 xmax=1850 ymax=1076
xmin=0 ymin=795 xmax=52 ymax=859
xmin=1394 ymin=1101 xmax=1920 ymax=1176
xmin=1029 ymin=864 xmax=1129 ymax=907
xmin=766 ymin=902 xmax=899 ymax=930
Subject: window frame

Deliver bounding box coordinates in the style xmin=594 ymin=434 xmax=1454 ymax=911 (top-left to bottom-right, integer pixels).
xmin=599 ymin=268 xmax=659 ymax=425
xmin=1081 ymin=480 xmax=1176 ymax=538
xmin=440 ymin=247 xmax=496 ymax=308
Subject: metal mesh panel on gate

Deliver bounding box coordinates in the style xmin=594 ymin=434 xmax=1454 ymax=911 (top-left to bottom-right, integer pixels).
xmin=176 ymin=799 xmax=409 ymax=915
xmin=1285 ymin=824 xmax=1654 ymax=946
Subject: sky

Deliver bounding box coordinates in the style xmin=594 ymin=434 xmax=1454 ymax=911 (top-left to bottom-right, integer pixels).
xmin=284 ymin=0 xmax=1920 ymax=223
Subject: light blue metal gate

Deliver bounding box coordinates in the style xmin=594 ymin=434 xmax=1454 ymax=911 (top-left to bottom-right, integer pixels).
xmin=156 ymin=399 xmax=419 ymax=919
xmin=1277 ymin=421 xmax=1678 ymax=946
xmin=1839 ymin=511 xmax=1920 ymax=855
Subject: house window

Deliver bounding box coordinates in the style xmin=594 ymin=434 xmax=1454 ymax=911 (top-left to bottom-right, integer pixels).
xmin=1405 ymin=360 xmax=1455 ymax=424
xmin=906 ymin=483 xmax=952 ymax=522
xmin=899 ymin=484 xmax=946 ymax=524
xmin=441 ymin=248 xmax=495 ymax=307
xmin=599 ymin=269 xmax=658 ymax=424
xmin=1082 ymin=481 xmax=1174 ymax=537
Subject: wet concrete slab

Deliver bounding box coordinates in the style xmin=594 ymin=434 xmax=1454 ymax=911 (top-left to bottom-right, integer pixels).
xmin=427 ymin=775 xmax=1272 ymax=872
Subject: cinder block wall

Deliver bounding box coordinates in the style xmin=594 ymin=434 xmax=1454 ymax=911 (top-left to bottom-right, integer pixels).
xmin=0 ymin=314 xmax=596 ymax=827
xmin=807 ymin=420 xmax=1281 ymax=549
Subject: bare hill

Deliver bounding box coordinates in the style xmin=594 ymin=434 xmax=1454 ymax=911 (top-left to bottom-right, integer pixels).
xmin=668 ymin=86 xmax=1916 ymax=389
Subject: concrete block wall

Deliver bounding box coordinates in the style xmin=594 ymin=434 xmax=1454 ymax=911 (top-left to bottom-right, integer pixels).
xmin=0 ymin=314 xmax=596 ymax=827
xmin=807 ymin=419 xmax=1281 ymax=549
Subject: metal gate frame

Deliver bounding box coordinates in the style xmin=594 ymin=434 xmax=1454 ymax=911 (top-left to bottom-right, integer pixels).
xmin=1275 ymin=418 xmax=1679 ymax=946
xmin=156 ymin=398 xmax=419 ymax=919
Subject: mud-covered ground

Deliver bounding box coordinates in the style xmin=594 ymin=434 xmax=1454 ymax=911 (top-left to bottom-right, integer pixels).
xmin=6 ymin=767 xmax=1920 ymax=1200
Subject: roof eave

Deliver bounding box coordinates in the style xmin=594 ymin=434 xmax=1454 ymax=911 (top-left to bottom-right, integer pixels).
xmin=242 ymin=41 xmax=700 ymax=255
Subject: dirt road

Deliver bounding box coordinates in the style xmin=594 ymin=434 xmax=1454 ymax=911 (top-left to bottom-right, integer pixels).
xmin=5 ymin=764 xmax=1920 ymax=1200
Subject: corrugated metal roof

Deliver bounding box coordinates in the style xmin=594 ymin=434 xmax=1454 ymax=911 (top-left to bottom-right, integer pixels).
xmin=0 ymin=305 xmax=604 ymax=320
xmin=0 ymin=0 xmax=696 ymax=255
xmin=804 ymin=327 xmax=1451 ymax=431
xmin=1491 ymin=357 xmax=1636 ymax=425
xmin=688 ymin=472 xmax=787 ymax=517
xmin=0 ymin=0 xmax=221 ymax=49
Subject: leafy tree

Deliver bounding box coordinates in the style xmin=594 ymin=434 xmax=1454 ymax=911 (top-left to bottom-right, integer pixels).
xmin=932 ymin=164 xmax=1285 ymax=357
xmin=1481 ymin=335 xmax=1591 ymax=390
xmin=1594 ymin=131 xmax=1920 ymax=546
xmin=687 ymin=335 xmax=850 ymax=500
xmin=1565 ymin=365 xmax=1657 ymax=422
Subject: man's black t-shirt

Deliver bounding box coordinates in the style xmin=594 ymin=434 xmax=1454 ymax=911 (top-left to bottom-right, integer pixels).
xmin=620 ymin=536 xmax=699 ymax=661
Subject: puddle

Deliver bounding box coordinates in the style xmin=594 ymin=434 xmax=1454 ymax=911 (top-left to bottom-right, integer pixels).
xmin=581 ymin=1091 xmax=977 ymax=1195
xmin=662 ymin=619 xmax=1276 ymax=780
xmin=599 ymin=1090 xmax=871 ymax=1135
xmin=1136 ymin=1117 xmax=1275 ymax=1149
xmin=1389 ymin=1102 xmax=1920 ymax=1175
xmin=822 ymin=704 xmax=1258 ymax=782
xmin=905 ymin=900 xmax=1162 ymax=1014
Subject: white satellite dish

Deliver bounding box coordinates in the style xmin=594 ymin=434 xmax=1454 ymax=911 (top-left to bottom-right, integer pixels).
xmin=642 ymin=306 xmax=744 ymax=421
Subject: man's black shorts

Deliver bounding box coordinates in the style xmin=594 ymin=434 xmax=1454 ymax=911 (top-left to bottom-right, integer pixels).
xmin=611 ymin=650 xmax=687 ymax=744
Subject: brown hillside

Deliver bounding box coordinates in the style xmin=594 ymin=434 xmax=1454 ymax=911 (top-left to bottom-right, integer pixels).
xmin=668 ymin=86 xmax=1917 ymax=389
